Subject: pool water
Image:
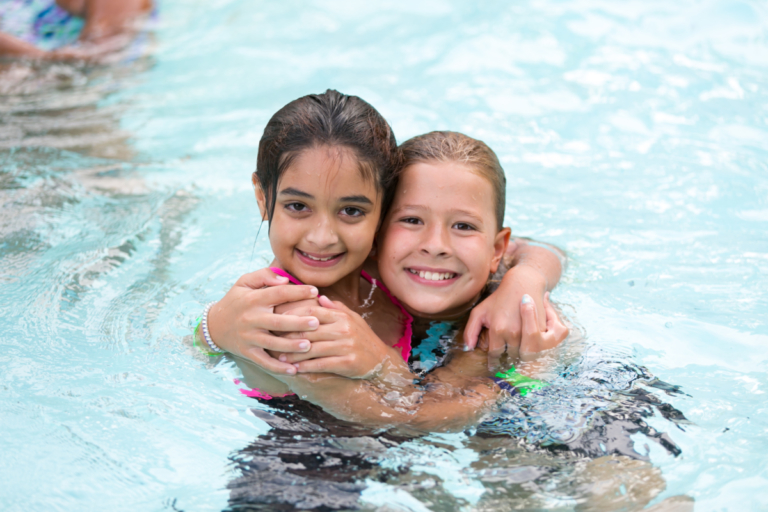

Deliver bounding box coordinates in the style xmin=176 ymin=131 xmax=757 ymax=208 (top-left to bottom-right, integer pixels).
xmin=1 ymin=0 xmax=767 ymax=510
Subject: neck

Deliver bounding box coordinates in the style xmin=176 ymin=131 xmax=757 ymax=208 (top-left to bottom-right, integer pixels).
xmin=404 ymin=292 xmax=482 ymax=323
xmin=318 ymin=264 xmax=366 ymax=306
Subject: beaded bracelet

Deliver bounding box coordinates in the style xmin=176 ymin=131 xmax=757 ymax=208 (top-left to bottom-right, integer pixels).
xmin=490 ymin=366 xmax=548 ymax=397
xmin=201 ymin=302 xmax=224 ymax=353
xmin=192 ymin=302 xmax=224 ymax=356
xmin=193 ymin=317 xmax=220 ymax=356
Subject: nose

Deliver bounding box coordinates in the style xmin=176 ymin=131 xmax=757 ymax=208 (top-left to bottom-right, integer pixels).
xmin=419 ymin=223 xmax=451 ymax=258
xmin=304 ymin=213 xmax=340 ymax=249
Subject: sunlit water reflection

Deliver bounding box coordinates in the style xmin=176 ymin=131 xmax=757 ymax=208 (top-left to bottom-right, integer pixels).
xmin=1 ymin=0 xmax=767 ymax=510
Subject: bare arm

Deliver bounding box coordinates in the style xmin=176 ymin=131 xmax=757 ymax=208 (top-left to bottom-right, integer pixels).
xmin=272 ymin=354 xmax=499 ymax=433
xmin=0 ymin=33 xmax=47 ymax=59
xmin=464 ymin=236 xmax=568 ymax=367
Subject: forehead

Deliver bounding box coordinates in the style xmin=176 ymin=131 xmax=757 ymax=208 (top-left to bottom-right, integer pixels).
xmin=393 ymin=161 xmax=495 ymax=214
xmin=279 ymin=146 xmax=377 ymax=194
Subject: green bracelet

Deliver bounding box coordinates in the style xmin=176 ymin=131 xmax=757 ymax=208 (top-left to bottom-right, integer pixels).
xmin=492 ymin=366 xmax=548 ymax=397
xmin=193 ymin=317 xmax=220 ymax=357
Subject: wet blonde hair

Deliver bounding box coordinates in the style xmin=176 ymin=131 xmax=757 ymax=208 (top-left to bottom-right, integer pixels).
xmin=396 ymin=131 xmax=506 ymax=230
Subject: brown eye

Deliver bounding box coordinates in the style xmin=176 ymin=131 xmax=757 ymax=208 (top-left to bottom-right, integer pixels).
xmin=286 ymin=202 xmax=308 ymax=212
xmin=453 ymin=222 xmax=476 ymax=231
xmin=341 ymin=207 xmax=364 ymax=217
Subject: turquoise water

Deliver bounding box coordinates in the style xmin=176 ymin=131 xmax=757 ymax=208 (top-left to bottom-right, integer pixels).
xmin=1 ymin=0 xmax=767 ymax=510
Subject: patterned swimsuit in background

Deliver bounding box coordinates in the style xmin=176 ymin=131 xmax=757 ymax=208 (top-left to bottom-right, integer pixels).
xmin=0 ymin=0 xmax=83 ymax=51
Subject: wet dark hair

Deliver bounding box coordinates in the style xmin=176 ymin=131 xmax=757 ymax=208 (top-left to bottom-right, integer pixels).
xmin=255 ymin=90 xmax=399 ymax=226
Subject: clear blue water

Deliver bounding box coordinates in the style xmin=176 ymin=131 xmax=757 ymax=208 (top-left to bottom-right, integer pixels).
xmin=1 ymin=0 xmax=767 ymax=510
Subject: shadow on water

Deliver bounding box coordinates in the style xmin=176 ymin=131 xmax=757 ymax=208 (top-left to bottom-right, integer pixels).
xmin=224 ymin=323 xmax=692 ymax=511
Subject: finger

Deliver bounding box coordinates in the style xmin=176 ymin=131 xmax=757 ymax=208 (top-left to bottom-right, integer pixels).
xmin=463 ymin=310 xmax=487 ymax=350
xmin=236 ymin=268 xmax=290 ymax=289
xmin=258 ymin=313 xmax=320 ymax=333
xmin=257 ymin=284 xmax=319 ymax=307
xmin=477 ymin=330 xmax=490 ymax=352
xmin=520 ymin=295 xmax=539 ymax=337
xmin=293 ymin=356 xmax=353 ymax=376
xmin=277 ymin=306 xmax=341 ymax=325
xmin=318 ymin=295 xmax=338 ymax=309
xmin=319 ymin=296 xmax=355 ymax=316
xmin=249 ymin=331 xmax=311 ymax=352
xmin=486 ymin=329 xmax=506 ymax=361
xmin=543 ymin=292 xmax=559 ymax=332
xmin=279 ymin=341 xmax=348 ymax=363
xmin=241 ymin=347 xmax=299 ymax=375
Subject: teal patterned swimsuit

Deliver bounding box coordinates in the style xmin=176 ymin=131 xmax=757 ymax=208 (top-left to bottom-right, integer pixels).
xmin=0 ymin=0 xmax=84 ymax=51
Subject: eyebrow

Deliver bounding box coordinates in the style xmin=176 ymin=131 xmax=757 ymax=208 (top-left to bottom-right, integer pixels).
xmin=339 ymin=195 xmax=373 ymax=205
xmin=279 ymin=187 xmax=373 ymax=205
xmin=279 ymin=187 xmax=313 ymax=199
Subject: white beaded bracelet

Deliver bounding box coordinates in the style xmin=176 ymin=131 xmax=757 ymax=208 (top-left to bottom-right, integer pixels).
xmin=201 ymin=302 xmax=224 ymax=354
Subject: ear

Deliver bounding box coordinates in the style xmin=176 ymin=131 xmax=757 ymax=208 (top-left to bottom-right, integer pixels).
xmin=252 ymin=174 xmax=269 ymax=222
xmin=489 ymin=227 xmax=511 ymax=273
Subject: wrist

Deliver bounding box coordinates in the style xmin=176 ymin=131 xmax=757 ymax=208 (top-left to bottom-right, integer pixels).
xmin=501 ymin=265 xmax=548 ymax=293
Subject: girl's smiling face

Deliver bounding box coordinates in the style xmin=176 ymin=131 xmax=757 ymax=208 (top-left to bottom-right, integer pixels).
xmin=256 ymin=145 xmax=382 ymax=288
xmin=377 ymin=161 xmax=510 ymax=317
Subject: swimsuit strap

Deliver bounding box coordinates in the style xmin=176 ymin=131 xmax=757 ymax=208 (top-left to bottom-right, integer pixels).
xmin=360 ymin=270 xmax=413 ymax=362
xmin=269 ymin=267 xmax=304 ymax=285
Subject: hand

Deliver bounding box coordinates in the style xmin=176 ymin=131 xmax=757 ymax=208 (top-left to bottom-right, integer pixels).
xmin=205 ymin=268 xmax=321 ymax=375
xmin=519 ymin=292 xmax=569 ymax=359
xmin=276 ymin=296 xmax=408 ymax=379
xmin=464 ymin=265 xmax=548 ymax=369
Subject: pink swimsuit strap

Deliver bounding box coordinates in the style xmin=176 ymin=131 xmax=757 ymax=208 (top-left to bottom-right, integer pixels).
xmin=359 ymin=270 xmax=413 ymax=362
xmin=270 ymin=267 xmax=304 ymax=285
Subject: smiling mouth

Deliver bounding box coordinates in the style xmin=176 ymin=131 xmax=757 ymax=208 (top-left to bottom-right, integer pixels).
xmin=298 ymin=250 xmax=342 ymax=262
xmin=407 ymin=268 xmax=458 ymax=281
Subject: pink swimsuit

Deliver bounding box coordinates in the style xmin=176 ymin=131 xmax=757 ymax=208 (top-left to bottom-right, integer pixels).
xmin=236 ymin=267 xmax=413 ymax=400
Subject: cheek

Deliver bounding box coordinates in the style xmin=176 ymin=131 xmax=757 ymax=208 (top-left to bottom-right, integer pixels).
xmin=458 ymin=238 xmax=494 ymax=276
xmin=380 ymin=226 xmax=416 ymax=257
xmin=269 ymin=215 xmax=302 ymax=250
xmin=342 ymin=219 xmax=378 ymax=253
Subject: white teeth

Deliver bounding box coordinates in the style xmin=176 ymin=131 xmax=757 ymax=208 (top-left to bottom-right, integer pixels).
xmin=302 ymin=252 xmax=335 ymax=261
xmin=410 ymin=269 xmax=455 ymax=281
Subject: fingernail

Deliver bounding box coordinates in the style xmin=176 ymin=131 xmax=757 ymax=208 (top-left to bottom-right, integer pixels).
xmin=286 ymin=366 xmax=296 ymax=375
xmin=278 ymin=354 xmax=287 ymax=362
xmin=463 ymin=344 xmax=472 ymax=352
xmin=310 ymin=287 xmax=319 ymax=296
xmin=521 ymin=294 xmax=533 ymax=305
xmin=308 ymin=318 xmax=319 ymax=328
xmin=276 ymin=275 xmax=288 ymax=282
xmin=299 ymin=341 xmax=310 ymax=351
